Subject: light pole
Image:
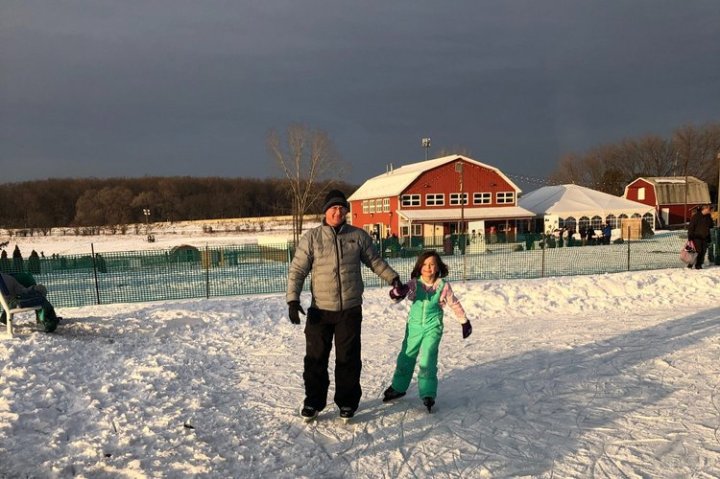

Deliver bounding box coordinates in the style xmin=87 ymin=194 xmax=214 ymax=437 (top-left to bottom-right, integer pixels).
xmin=421 ymin=137 xmax=431 ymax=161
xmin=716 ymin=151 xmax=720 ymax=227
xmin=455 ymin=160 xmax=466 ymax=280
xmin=683 ymin=151 xmax=689 ymax=225
xmin=143 ymin=208 xmax=151 ymax=241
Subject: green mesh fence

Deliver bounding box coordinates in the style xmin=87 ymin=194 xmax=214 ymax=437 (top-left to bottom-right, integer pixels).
xmin=0 ymin=231 xmax=690 ymax=309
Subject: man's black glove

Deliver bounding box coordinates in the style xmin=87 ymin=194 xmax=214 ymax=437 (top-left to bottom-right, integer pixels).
xmin=389 ymin=277 xmax=409 ymax=302
xmin=462 ymin=319 xmax=473 ymax=339
xmin=288 ymin=301 xmax=305 ymax=325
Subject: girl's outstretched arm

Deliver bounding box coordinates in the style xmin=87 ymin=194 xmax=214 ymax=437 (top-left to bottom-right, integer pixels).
xmin=440 ymin=281 xmax=467 ymax=322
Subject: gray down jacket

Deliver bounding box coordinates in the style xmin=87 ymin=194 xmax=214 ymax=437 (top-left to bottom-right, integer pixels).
xmin=286 ymin=221 xmax=399 ymax=311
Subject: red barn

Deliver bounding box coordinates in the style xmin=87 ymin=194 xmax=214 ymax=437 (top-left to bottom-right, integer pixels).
xmin=347 ymin=155 xmax=534 ymax=251
xmin=623 ymin=176 xmax=710 ymax=227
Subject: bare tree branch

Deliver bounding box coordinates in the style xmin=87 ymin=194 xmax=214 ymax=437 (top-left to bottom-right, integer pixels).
xmin=267 ymin=124 xmax=348 ymax=244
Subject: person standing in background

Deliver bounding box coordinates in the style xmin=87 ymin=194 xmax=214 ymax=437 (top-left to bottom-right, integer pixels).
xmin=687 ymin=204 xmax=714 ymax=269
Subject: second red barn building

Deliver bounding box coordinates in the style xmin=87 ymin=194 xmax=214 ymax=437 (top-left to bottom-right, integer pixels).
xmin=623 ymin=176 xmax=710 ymax=227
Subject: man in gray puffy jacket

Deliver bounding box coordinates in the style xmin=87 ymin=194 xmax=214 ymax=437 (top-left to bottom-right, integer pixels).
xmin=287 ymin=189 xmax=405 ymax=421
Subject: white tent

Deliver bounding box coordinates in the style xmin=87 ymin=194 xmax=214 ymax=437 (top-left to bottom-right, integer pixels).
xmin=519 ymin=184 xmax=654 ymax=233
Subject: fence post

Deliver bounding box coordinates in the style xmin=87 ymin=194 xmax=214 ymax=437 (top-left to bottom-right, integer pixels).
xmin=205 ymin=244 xmax=210 ymax=299
xmin=164 ymin=249 xmax=171 ymax=300
xmin=91 ymin=243 xmax=100 ymax=305
xmin=541 ymin=235 xmax=546 ymax=278
xmin=627 ymin=227 xmax=631 ymax=271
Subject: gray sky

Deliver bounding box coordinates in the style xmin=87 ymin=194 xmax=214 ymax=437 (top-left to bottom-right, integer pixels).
xmin=2 ymin=1 xmax=719 ymax=191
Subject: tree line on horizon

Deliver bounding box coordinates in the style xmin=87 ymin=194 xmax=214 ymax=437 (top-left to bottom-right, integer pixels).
xmin=0 ymin=176 xmax=357 ymax=230
xmin=2 ymin=122 xmax=718 ymax=231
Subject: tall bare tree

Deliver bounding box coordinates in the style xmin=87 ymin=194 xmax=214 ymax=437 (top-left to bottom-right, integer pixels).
xmin=674 ymin=123 xmax=720 ymax=182
xmin=267 ymin=124 xmax=347 ymax=244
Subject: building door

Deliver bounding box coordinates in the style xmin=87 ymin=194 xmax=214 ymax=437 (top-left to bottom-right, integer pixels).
xmin=661 ymin=208 xmax=669 ymax=226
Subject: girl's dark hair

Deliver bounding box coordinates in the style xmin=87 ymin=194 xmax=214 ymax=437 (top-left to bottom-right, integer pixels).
xmin=410 ymin=250 xmax=449 ymax=279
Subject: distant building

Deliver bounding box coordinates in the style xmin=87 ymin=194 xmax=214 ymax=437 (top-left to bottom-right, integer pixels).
xmin=519 ymin=184 xmax=655 ymax=235
xmin=623 ymin=177 xmax=710 ymax=227
xmin=347 ymin=155 xmax=534 ymax=250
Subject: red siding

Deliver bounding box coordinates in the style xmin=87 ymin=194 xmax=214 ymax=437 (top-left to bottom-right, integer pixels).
xmin=349 ymin=197 xmax=400 ymax=236
xmin=624 ymin=178 xmax=657 ymax=207
xmin=663 ymin=205 xmax=696 ymax=225
xmin=403 ymin=161 xmax=515 ymax=208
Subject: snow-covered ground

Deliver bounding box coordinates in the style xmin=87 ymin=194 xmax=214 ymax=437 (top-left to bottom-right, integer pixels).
xmin=1 ymin=228 xmax=720 ymax=478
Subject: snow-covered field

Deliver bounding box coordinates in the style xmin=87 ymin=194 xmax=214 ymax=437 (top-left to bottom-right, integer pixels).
xmin=1 ymin=227 xmax=720 ymax=478
xmin=1 ymin=218 xmax=301 ymax=256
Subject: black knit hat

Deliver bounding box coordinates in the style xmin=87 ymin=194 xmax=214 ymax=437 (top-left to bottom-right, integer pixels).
xmin=322 ymin=189 xmax=349 ymax=212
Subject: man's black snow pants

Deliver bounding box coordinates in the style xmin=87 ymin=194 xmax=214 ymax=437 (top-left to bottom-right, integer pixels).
xmin=694 ymin=238 xmax=709 ymax=267
xmin=303 ymin=306 xmax=363 ymax=412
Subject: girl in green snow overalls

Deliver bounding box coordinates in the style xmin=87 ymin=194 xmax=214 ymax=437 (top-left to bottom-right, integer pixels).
xmin=383 ymin=250 xmax=472 ymax=412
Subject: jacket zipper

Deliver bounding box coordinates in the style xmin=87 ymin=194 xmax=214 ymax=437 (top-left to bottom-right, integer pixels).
xmin=332 ymin=226 xmax=343 ymax=311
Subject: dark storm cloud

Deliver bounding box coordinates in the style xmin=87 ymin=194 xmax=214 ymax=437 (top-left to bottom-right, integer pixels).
xmin=2 ymin=1 xmax=719 ymax=189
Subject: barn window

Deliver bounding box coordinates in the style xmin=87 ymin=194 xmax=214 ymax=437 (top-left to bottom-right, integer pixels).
xmin=450 ymin=193 xmax=468 ymax=205
xmin=496 ymin=192 xmax=515 ymax=204
xmin=401 ymin=194 xmax=420 ymax=207
xmin=375 ymin=199 xmax=383 ymax=212
xmin=383 ymin=198 xmax=390 ymax=212
xmin=400 ymin=224 xmax=422 ymax=237
xmin=362 ymin=201 xmax=369 ymax=214
xmin=638 ymin=187 xmax=645 ymax=200
xmin=473 ymin=192 xmax=491 ymax=204
xmin=426 ymin=193 xmax=445 ymax=206
xmin=369 ymin=201 xmax=375 ymax=213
